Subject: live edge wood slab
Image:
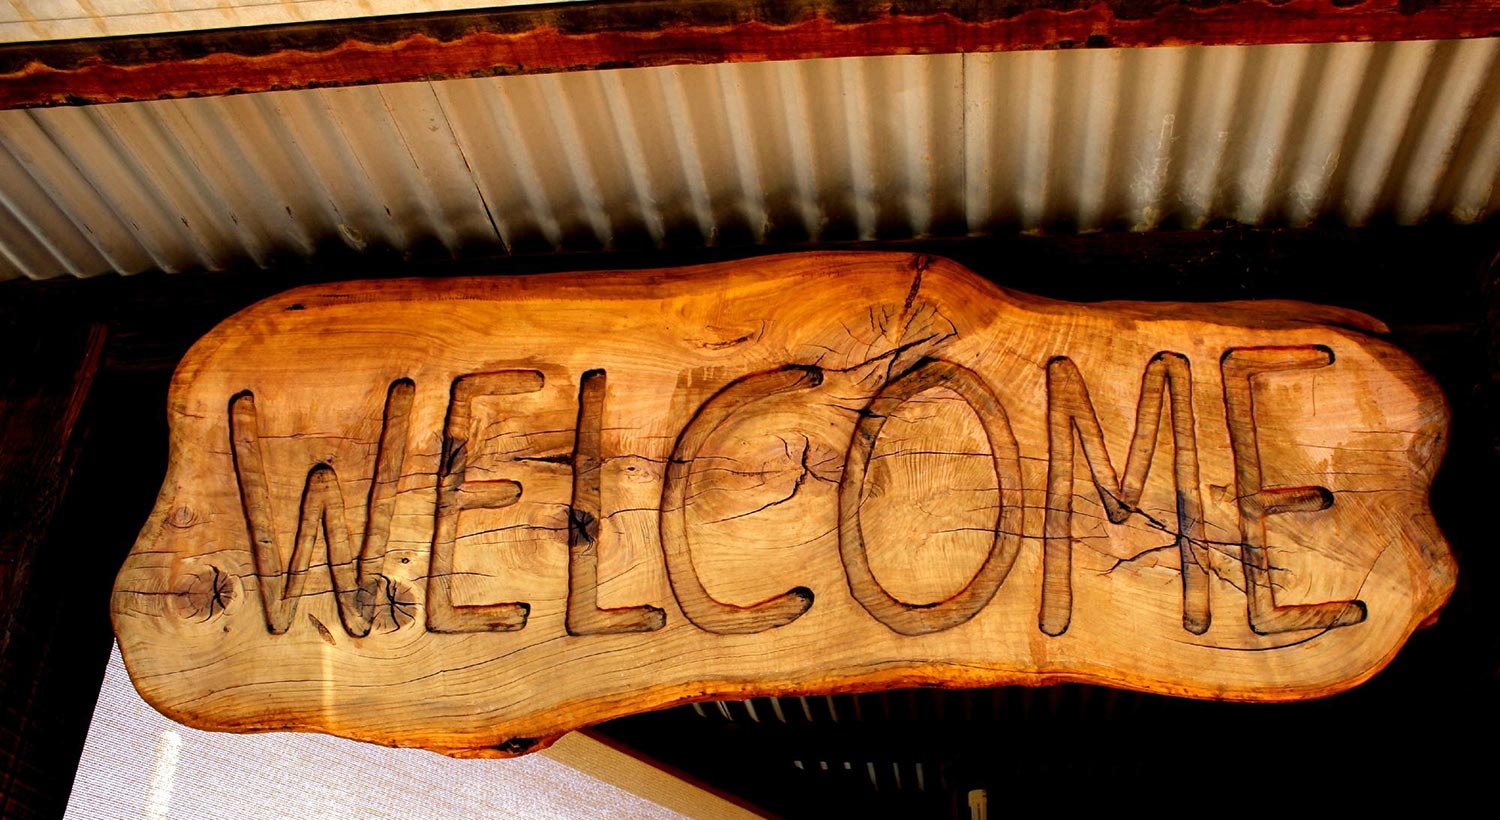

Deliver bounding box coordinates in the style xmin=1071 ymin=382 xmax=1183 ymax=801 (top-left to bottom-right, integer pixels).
xmin=113 ymin=252 xmax=1455 ymax=757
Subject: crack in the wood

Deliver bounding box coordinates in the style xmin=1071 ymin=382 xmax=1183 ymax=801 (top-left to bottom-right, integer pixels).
xmin=705 ymin=435 xmax=835 ymax=524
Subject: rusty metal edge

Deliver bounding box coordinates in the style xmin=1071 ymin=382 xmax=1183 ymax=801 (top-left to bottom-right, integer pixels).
xmin=1 ymin=0 xmax=1498 ymax=110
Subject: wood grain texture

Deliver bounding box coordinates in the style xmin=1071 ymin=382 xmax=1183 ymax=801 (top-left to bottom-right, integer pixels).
xmin=4 ymin=0 xmax=1499 ymax=109
xmin=112 ymin=252 xmax=1455 ymax=757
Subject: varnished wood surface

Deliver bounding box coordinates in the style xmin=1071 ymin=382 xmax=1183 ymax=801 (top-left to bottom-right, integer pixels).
xmin=111 ymin=252 xmax=1455 ymax=756
xmin=4 ymin=0 xmax=1498 ymax=109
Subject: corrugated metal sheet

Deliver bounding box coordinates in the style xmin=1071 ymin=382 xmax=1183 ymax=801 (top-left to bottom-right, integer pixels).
xmin=1 ymin=38 xmax=1497 ymax=281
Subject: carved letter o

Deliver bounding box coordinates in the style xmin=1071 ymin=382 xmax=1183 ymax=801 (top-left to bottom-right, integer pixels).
xmin=838 ymin=358 xmax=1024 ymax=635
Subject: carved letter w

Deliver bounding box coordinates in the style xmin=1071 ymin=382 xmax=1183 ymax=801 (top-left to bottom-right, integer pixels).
xmin=229 ymin=380 xmax=414 ymax=636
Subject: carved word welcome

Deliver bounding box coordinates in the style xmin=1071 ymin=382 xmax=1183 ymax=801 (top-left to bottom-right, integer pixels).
xmin=114 ymin=253 xmax=1455 ymax=757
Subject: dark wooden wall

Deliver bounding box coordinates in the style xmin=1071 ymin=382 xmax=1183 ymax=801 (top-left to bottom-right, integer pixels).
xmin=1 ymin=223 xmax=1496 ymax=816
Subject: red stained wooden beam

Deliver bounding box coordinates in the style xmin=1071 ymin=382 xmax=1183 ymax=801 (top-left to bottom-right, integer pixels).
xmin=1 ymin=0 xmax=1498 ymax=109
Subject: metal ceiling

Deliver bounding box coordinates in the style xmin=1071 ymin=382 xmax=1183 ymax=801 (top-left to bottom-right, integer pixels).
xmin=1 ymin=37 xmax=1497 ymax=281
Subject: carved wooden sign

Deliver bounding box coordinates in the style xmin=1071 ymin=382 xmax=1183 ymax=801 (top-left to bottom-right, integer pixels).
xmin=114 ymin=253 xmax=1455 ymax=756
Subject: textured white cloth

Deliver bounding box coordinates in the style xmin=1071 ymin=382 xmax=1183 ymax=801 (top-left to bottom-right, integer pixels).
xmin=66 ymin=643 xmax=685 ymax=819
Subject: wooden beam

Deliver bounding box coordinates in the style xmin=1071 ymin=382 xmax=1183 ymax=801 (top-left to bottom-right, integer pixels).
xmin=2 ymin=0 xmax=1497 ymax=109
xmin=551 ymin=731 xmax=767 ymax=818
xmin=0 ymin=322 xmax=106 ymax=816
xmin=0 ymin=324 xmax=104 ymax=632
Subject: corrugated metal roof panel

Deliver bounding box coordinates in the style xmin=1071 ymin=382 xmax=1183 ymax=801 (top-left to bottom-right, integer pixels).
xmin=1 ymin=39 xmax=1497 ymax=280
